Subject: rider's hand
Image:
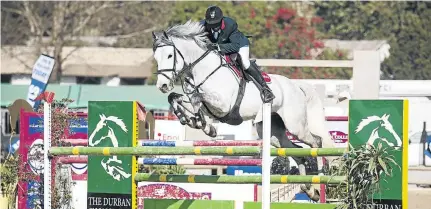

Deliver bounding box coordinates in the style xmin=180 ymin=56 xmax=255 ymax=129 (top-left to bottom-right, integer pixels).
xmin=206 ymin=43 xmax=219 ymax=51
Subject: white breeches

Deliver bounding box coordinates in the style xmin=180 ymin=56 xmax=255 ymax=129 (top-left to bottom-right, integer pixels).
xmin=239 ymin=46 xmax=250 ymax=69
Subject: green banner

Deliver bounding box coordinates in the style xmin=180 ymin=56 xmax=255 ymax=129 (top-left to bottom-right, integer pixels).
xmin=348 ymin=100 xmax=408 ymax=208
xmin=87 ymin=101 xmax=137 ymax=209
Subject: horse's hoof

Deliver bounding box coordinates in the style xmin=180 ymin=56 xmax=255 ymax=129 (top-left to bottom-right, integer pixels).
xmin=311 ymin=194 xmax=320 ymax=202
xmin=208 ymin=126 xmax=217 ymax=138
xmin=189 ymin=117 xmax=198 ymax=129
xmin=196 ymin=122 xmax=203 ymax=129
xmin=179 ymin=117 xmax=187 ymax=125
xmin=310 ymin=189 xmax=320 ymax=202
xmin=301 ymin=185 xmax=320 ymax=202
xmin=300 ymin=184 xmax=309 ymax=192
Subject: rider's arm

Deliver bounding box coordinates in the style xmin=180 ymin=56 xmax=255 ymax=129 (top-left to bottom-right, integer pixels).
xmin=218 ymin=21 xmax=242 ymax=54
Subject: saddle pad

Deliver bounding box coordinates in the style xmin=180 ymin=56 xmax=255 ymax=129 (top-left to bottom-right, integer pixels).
xmin=262 ymin=71 xmax=272 ymax=83
xmin=224 ymin=55 xmax=272 ymax=84
xmin=225 ymin=55 xmax=243 ymax=79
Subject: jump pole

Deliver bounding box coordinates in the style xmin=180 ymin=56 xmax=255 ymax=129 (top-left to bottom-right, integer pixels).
xmin=42 ymin=100 xmax=409 ymax=208
xmin=43 ymin=100 xmax=52 ymax=209
xmin=261 ymin=102 xmax=271 ymax=209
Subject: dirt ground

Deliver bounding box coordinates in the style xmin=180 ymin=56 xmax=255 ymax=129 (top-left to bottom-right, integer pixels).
xmin=408 ymin=187 xmax=431 ymax=209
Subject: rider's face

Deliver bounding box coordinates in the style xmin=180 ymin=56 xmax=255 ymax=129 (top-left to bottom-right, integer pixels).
xmin=208 ymin=21 xmax=221 ymax=32
xmin=212 ymin=26 xmax=221 ymax=32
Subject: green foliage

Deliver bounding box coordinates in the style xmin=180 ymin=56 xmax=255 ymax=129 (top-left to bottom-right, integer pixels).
xmin=170 ymin=2 xmax=349 ymax=79
xmin=315 ymin=1 xmax=431 ymax=79
xmin=0 ymin=154 xmax=19 ymax=208
xmin=327 ymin=143 xmax=399 ymax=209
xmin=0 ymin=98 xmax=81 ymax=209
xmin=144 ymin=165 xmax=186 ymax=175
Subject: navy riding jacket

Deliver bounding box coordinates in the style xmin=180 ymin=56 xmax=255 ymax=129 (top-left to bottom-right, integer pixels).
xmin=200 ymin=17 xmax=249 ymax=55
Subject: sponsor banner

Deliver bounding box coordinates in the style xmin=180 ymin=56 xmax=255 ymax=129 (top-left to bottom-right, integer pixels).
xmin=349 ymin=100 xmax=407 ymax=208
xmin=87 ymin=101 xmax=136 ymax=209
xmin=18 ymin=110 xmax=87 ymax=209
xmin=154 ymin=120 xmax=183 ymax=141
xmin=326 ymin=119 xmax=349 ymax=148
xmin=226 ymin=166 xmax=262 ymax=176
xmin=68 ymin=115 xmax=88 ymax=180
xmin=154 ymin=120 xmax=255 ymax=141
xmin=137 ymin=182 xmax=255 ymax=209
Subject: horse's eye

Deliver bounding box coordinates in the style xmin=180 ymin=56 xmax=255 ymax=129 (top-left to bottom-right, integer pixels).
xmin=168 ymin=54 xmax=173 ymax=59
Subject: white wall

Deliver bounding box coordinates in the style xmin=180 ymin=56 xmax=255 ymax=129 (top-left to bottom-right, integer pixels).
xmin=11 ymin=74 xmax=31 ymax=85
xmin=60 ymin=76 xmax=77 ymax=85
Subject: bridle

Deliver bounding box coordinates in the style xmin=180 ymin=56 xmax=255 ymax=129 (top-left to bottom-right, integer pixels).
xmin=153 ymin=42 xmax=188 ymax=88
xmin=153 ymin=33 xmax=231 ymax=95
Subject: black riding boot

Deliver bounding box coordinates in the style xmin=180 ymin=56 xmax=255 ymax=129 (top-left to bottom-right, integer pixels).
xmin=246 ymin=62 xmax=275 ymax=103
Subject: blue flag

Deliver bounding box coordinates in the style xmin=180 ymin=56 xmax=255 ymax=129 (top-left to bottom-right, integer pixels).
xmin=26 ymin=54 xmax=55 ymax=110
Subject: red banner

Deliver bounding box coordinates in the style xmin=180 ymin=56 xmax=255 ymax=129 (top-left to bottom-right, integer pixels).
xmin=18 ymin=110 xmax=87 ymax=209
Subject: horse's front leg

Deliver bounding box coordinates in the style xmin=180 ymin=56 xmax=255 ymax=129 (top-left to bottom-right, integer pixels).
xmin=168 ymin=92 xmax=198 ymax=129
xmin=190 ymin=94 xmax=217 ymax=137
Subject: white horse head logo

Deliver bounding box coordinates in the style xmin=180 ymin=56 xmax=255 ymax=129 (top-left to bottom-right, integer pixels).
xmin=89 ymin=114 xmax=131 ymax=181
xmin=355 ymin=114 xmax=402 ymax=150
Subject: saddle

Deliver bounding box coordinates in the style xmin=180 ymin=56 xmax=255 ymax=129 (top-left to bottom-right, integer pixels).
xmin=226 ymin=53 xmax=271 ymax=83
xmin=201 ymin=52 xmax=271 ymax=126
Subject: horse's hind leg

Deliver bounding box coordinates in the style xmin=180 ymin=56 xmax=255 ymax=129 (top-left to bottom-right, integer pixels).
xmin=255 ymin=114 xmax=320 ymax=201
xmin=298 ymin=131 xmax=324 ymax=202
xmin=267 ymin=112 xmax=322 ymax=202
xmin=255 ymin=114 xmax=296 ymax=150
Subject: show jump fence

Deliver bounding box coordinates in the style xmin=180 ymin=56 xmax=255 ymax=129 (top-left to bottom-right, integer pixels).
xmin=42 ymin=100 xmax=408 ymax=209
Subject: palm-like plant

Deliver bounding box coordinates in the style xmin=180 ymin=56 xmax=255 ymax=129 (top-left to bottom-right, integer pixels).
xmin=328 ymin=142 xmax=400 ymax=209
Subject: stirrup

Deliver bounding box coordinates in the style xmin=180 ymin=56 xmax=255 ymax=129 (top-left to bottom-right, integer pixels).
xmin=260 ymin=88 xmax=275 ymax=103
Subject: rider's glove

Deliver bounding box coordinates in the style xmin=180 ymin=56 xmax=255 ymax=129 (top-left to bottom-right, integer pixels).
xmin=206 ymin=43 xmax=219 ymax=51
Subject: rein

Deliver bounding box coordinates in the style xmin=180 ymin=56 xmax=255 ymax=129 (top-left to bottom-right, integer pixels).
xmin=153 ymin=40 xmax=230 ymax=95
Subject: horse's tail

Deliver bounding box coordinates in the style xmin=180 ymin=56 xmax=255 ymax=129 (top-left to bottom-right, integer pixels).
xmin=295 ymin=81 xmax=335 ymax=150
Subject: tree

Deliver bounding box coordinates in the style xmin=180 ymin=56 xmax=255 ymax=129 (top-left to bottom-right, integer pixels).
xmin=2 ymin=1 xmax=116 ymax=82
xmin=169 ymin=1 xmax=350 ymax=79
xmin=91 ymin=1 xmax=174 ymax=48
xmin=314 ymin=1 xmax=431 ymax=80
xmin=1 ymin=1 xmax=174 ymax=83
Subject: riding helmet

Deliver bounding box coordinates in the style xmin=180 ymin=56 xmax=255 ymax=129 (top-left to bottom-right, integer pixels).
xmin=205 ymin=6 xmax=223 ymax=29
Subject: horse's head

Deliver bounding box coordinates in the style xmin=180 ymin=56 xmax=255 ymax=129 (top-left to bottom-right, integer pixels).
xmin=152 ymin=20 xmax=210 ymax=93
xmin=152 ymin=31 xmax=186 ymax=93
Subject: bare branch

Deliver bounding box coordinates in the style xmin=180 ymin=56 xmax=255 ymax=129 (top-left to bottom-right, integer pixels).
xmin=1 ymin=47 xmax=34 ymax=71
xmin=61 ymin=46 xmax=80 ymax=63
xmin=1 ymin=7 xmax=24 ymax=15
xmin=71 ymin=2 xmax=115 ymax=35
xmin=23 ymin=1 xmax=43 ymax=35
xmin=115 ymin=26 xmax=159 ymax=39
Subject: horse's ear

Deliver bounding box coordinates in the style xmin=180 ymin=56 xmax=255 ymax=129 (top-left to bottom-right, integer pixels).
xmin=152 ymin=31 xmax=157 ymax=40
xmin=163 ymin=31 xmax=168 ymax=39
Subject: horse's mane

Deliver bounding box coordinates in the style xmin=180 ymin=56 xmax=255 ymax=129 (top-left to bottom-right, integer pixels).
xmin=153 ymin=20 xmax=209 ymax=50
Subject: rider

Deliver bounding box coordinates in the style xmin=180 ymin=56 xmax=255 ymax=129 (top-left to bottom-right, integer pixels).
xmin=200 ymin=5 xmax=275 ymax=103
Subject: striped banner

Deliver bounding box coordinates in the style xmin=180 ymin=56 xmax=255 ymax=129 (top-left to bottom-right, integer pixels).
xmin=50 ymin=147 xmax=347 ymax=157
xmin=60 ymin=139 xmax=263 ymax=147
xmin=57 ymin=156 xmax=262 ymax=166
